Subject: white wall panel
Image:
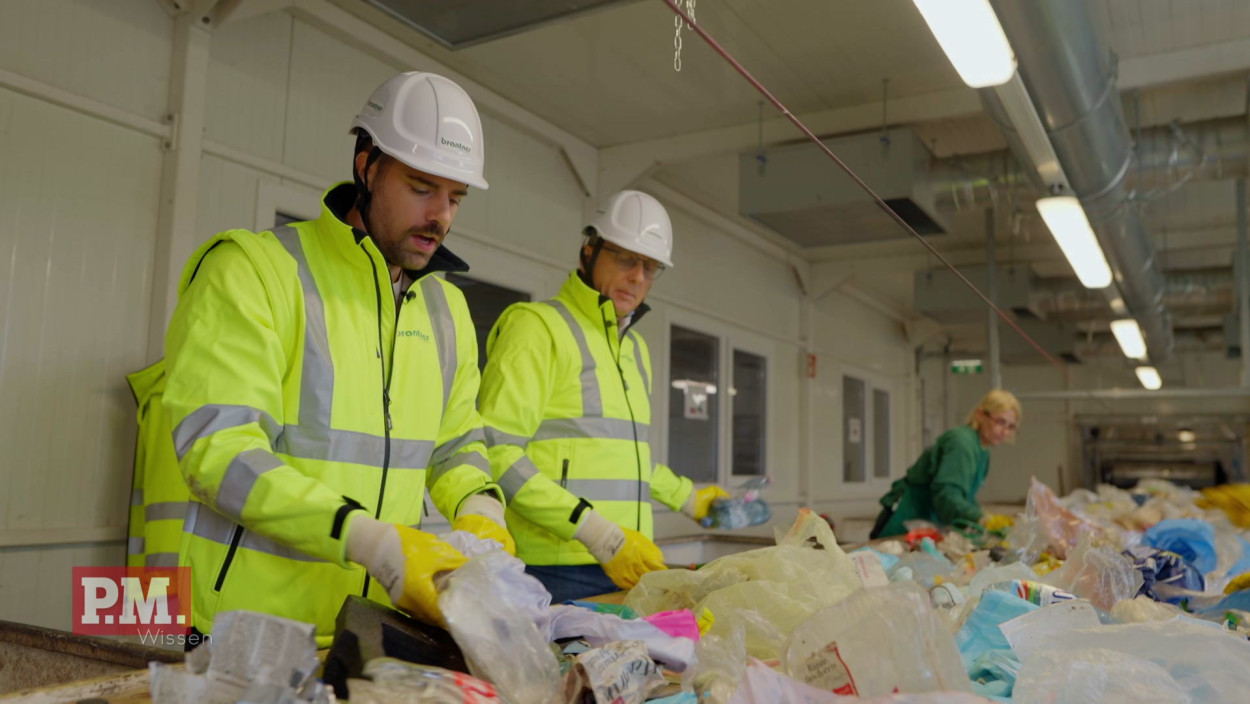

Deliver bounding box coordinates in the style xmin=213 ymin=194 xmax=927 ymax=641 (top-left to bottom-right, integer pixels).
xmin=0 ymin=543 xmax=123 ymax=630
xmin=204 ymin=11 xmax=293 ymax=163
xmin=0 ymin=0 xmax=171 ymax=122
xmin=0 ymin=85 xmax=162 ymax=631
xmin=283 ymin=19 xmax=394 ymax=183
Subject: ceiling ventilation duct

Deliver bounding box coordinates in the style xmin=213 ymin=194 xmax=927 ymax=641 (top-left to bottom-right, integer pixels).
xmin=362 ymin=0 xmax=638 ymax=49
xmin=987 ymin=0 xmax=1174 ymax=362
xmin=738 ymin=128 xmax=948 ymax=247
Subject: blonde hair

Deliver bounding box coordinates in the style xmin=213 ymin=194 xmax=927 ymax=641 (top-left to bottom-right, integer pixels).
xmin=967 ymin=389 xmax=1022 ymax=431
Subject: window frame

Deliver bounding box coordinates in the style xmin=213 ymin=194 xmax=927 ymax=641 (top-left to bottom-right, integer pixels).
xmin=659 ymin=307 xmax=774 ymax=488
xmin=830 ymin=361 xmax=903 ymax=497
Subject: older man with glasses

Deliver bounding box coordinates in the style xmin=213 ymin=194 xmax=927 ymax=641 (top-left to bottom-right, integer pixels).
xmin=478 ymin=190 xmax=729 ymax=601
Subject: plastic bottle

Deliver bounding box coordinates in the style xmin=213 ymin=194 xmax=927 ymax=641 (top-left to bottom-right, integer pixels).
xmin=701 ymin=477 xmax=772 ymax=529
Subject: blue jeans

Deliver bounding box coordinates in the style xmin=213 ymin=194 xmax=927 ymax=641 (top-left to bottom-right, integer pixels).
xmin=525 ymin=564 xmax=619 ymax=603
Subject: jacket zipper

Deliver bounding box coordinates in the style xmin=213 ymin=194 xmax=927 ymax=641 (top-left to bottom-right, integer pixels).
xmin=603 ymin=314 xmax=644 ymax=532
xmin=560 ymin=459 xmax=570 ymax=489
xmin=363 ymin=249 xmax=394 ymax=598
xmin=214 ymin=525 xmax=244 ymax=592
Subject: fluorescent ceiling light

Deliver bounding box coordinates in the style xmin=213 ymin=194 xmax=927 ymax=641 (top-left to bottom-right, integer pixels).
xmin=1036 ymin=196 xmax=1114 ymax=289
xmin=993 ymin=76 xmax=1065 ymax=187
xmin=1135 ymin=366 xmax=1162 ymax=391
xmin=912 ymin=0 xmax=1017 ymax=88
xmin=1110 ymin=319 xmax=1148 ymax=360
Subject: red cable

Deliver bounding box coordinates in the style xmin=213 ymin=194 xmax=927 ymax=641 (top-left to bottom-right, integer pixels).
xmin=661 ymin=0 xmax=1070 ymax=377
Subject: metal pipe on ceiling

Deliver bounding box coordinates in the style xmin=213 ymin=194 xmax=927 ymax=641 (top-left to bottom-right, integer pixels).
xmin=988 ymin=0 xmax=1176 ymax=362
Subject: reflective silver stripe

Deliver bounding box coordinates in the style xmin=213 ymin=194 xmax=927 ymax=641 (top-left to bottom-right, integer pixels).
xmin=173 ymin=404 xmax=281 ymax=460
xmin=146 ymin=501 xmax=189 ymax=523
xmin=534 ymin=417 xmax=647 ymax=443
xmin=485 ymin=426 xmax=529 ymax=449
xmin=627 ymin=331 xmax=650 ymax=392
xmin=498 ymin=456 xmax=540 ymax=500
xmin=217 ymin=449 xmax=284 ymax=520
xmin=274 ymin=226 xmax=336 ymax=431
xmin=546 ymin=300 xmax=603 ymax=417
xmin=421 ymin=277 xmax=458 ymax=411
xmin=186 ymin=502 xmax=324 ymax=563
xmin=431 ymin=428 xmax=486 ymax=467
xmin=565 ymin=478 xmax=645 ymax=502
xmin=429 ymin=451 xmax=491 ymax=485
xmin=131 ymin=488 xmax=144 ymax=506
xmin=128 ymin=536 xmax=145 ymax=554
xmin=145 ymin=553 xmax=179 ymax=567
xmin=389 ymin=437 xmax=437 ymax=471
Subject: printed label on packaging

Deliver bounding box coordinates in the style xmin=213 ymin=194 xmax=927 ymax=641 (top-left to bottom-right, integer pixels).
xmin=799 ymin=641 xmax=859 ymax=696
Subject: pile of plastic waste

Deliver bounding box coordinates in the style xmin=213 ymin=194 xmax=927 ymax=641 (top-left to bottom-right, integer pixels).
xmin=161 ymin=477 xmax=1250 ymax=703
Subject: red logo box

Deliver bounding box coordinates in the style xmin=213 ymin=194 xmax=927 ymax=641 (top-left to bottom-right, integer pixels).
xmin=72 ymin=567 xmax=192 ymax=636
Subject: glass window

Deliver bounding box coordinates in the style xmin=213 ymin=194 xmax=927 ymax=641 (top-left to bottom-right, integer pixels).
xmin=669 ymin=326 xmax=719 ymax=483
xmin=843 ymin=375 xmax=866 ymax=483
xmin=732 ymin=350 xmax=766 ymax=476
xmin=874 ymin=388 xmax=891 ymax=478
xmin=445 ymin=273 xmax=531 ymax=370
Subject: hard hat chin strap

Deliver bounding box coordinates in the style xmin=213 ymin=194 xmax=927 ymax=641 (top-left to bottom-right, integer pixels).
xmin=579 ymin=232 xmax=606 ymax=291
xmin=353 ymin=142 xmax=385 ymax=237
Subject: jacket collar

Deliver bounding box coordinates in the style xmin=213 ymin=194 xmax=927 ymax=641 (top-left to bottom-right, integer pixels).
xmin=561 ymin=270 xmax=650 ymax=333
xmin=316 ymin=183 xmax=470 ymax=277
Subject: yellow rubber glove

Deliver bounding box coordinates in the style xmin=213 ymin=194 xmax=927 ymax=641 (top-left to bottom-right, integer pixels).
xmin=346 ymin=515 xmax=468 ymax=626
xmin=682 ymin=485 xmax=733 ymax=523
xmin=453 ymin=515 xmax=516 ymax=556
xmin=453 ymin=493 xmax=516 ymax=555
xmin=980 ymin=513 xmax=1015 ymax=533
xmin=575 ymin=510 xmax=667 ymax=590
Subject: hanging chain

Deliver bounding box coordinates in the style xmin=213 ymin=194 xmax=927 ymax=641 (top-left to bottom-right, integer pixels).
xmin=674 ymin=0 xmax=696 ymax=72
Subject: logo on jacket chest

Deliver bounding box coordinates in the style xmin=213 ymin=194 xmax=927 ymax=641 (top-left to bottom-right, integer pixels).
xmin=398 ymin=329 xmax=431 ymax=342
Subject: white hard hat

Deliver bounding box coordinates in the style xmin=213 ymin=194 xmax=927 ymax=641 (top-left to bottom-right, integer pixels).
xmin=585 ymin=190 xmax=674 ymax=268
xmin=351 ymin=72 xmax=488 ymax=190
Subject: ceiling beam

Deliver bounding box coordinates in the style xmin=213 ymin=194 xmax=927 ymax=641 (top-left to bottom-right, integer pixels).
xmin=600 ymin=39 xmax=1250 ymax=198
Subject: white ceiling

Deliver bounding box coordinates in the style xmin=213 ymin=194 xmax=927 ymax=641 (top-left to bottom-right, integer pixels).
xmin=328 ymin=0 xmax=1250 ymax=340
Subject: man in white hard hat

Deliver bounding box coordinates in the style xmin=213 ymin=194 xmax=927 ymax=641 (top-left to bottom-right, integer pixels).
xmin=163 ymin=72 xmax=512 ymax=646
xmin=478 ymin=190 xmax=730 ymax=601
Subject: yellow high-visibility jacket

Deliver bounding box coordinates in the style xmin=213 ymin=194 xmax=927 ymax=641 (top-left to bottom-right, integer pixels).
xmin=164 ymin=184 xmax=498 ymax=644
xmin=125 ymin=360 xmax=189 ymax=568
xmin=479 ymin=271 xmax=693 ymax=565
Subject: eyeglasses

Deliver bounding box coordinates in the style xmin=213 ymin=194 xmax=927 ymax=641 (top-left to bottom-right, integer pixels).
xmin=984 ymin=412 xmax=1018 ymax=432
xmin=601 ymin=243 xmax=666 ymax=281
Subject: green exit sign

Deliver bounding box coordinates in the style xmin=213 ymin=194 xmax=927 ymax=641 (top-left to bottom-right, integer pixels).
xmin=951 ymin=359 xmax=983 ymax=375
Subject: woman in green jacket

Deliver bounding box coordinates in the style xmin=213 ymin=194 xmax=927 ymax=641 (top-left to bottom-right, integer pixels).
xmin=870 ymin=389 xmax=1021 ymax=539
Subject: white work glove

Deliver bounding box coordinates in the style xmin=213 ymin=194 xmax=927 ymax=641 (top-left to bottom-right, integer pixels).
xmin=575 ymin=510 xmax=666 ymax=589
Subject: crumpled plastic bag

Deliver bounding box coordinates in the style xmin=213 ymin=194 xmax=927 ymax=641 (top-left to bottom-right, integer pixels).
xmin=548 ymin=604 xmax=696 ymax=671
xmin=1013 ymin=647 xmax=1192 ymax=704
xmin=1109 ymin=595 xmax=1185 ymax=623
xmin=628 ymin=508 xmax=861 ymax=660
xmin=1143 ymin=518 xmax=1218 ymax=574
xmin=1123 ymin=546 xmax=1205 ymax=603
xmin=682 ymin=624 xmax=747 ymax=704
xmin=782 ymin=582 xmax=973 ymax=697
xmin=1040 ymin=534 xmax=1142 ymax=611
xmin=1013 ymin=618 xmax=1250 ymax=703
xmin=1025 ymin=477 xmax=1104 ymax=559
xmin=438 ymin=551 xmax=563 ymax=704
xmin=730 ymin=660 xmax=993 ymax=704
